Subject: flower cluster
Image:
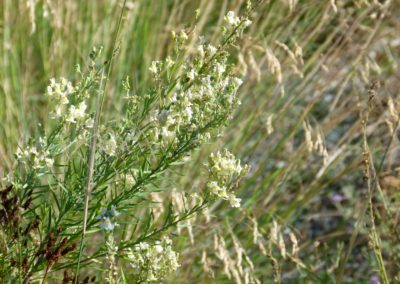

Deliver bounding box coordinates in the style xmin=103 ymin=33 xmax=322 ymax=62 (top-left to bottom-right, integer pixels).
xmin=66 ymin=101 xmax=87 ymax=123
xmin=225 ymin=11 xmax=241 ymax=27
xmin=205 ymin=149 xmax=250 ymax=207
xmin=46 ymin=77 xmax=74 ymax=104
xmin=171 ymin=30 xmax=190 ymax=49
xmin=222 ymin=10 xmax=252 ymax=40
xmin=45 ymin=77 xmax=88 ymax=124
xmin=16 ymin=138 xmax=54 ymax=171
xmin=149 ymin=29 xmax=246 ymax=147
xmin=96 ymin=205 xmax=120 ymax=231
xmin=127 ymin=237 xmax=179 ymax=282
xmin=149 ymin=60 xmax=161 ymax=76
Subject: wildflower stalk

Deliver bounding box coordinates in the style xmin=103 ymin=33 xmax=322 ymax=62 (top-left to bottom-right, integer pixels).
xmin=335 ymin=44 xmax=395 ymax=283
xmin=75 ymin=1 xmax=127 ymax=281
xmin=361 ymin=84 xmax=389 ymax=284
xmin=74 ymin=73 xmax=104 ymax=282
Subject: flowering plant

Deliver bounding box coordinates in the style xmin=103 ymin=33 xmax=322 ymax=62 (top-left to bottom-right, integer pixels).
xmin=0 ymin=5 xmax=253 ymax=283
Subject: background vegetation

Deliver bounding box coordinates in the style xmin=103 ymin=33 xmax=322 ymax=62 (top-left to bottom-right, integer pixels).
xmin=1 ymin=0 xmax=400 ymax=282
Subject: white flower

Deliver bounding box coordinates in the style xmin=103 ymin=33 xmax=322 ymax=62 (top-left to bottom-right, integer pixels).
xmin=16 ymin=143 xmax=56 ymax=171
xmin=215 ymin=63 xmax=226 ymax=76
xmin=85 ymin=117 xmax=94 ymax=128
xmin=16 ymin=147 xmax=23 ymax=159
xmin=207 ymin=44 xmax=217 ymax=56
xmin=45 ymin=158 xmax=54 ymax=168
xmin=46 ymin=86 xmax=53 ymax=96
xmin=128 ymin=237 xmax=179 ymax=282
xmin=59 ymin=94 xmax=69 ymax=105
xmin=244 ymin=18 xmax=252 ymax=27
xmin=154 ymin=244 xmax=163 ymax=253
xmin=182 ymin=106 xmax=193 ymax=122
xmin=228 ymin=195 xmax=241 ymax=208
xmin=66 ymin=101 xmax=87 ymax=123
xmin=33 ymin=156 xmax=41 ymax=169
xmin=187 ymin=69 xmax=196 ymax=81
xmin=166 ymin=56 xmax=174 ymax=68
xmin=232 ymin=77 xmax=243 ymax=88
xmin=206 ymin=149 xmax=250 ymax=208
xmin=160 ymin=127 xmax=175 ymax=141
xmin=139 ymin=242 xmax=149 ymax=251
xmin=207 ymin=181 xmax=228 ymax=199
xmin=197 ymin=44 xmax=205 ymax=57
xmin=46 ymin=77 xmax=74 ymax=103
xmin=53 ymin=105 xmax=64 ymax=118
xmin=149 ymin=61 xmax=159 ymax=75
xmin=179 ymin=30 xmax=188 ymax=41
xmin=225 ymin=11 xmax=240 ymax=27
